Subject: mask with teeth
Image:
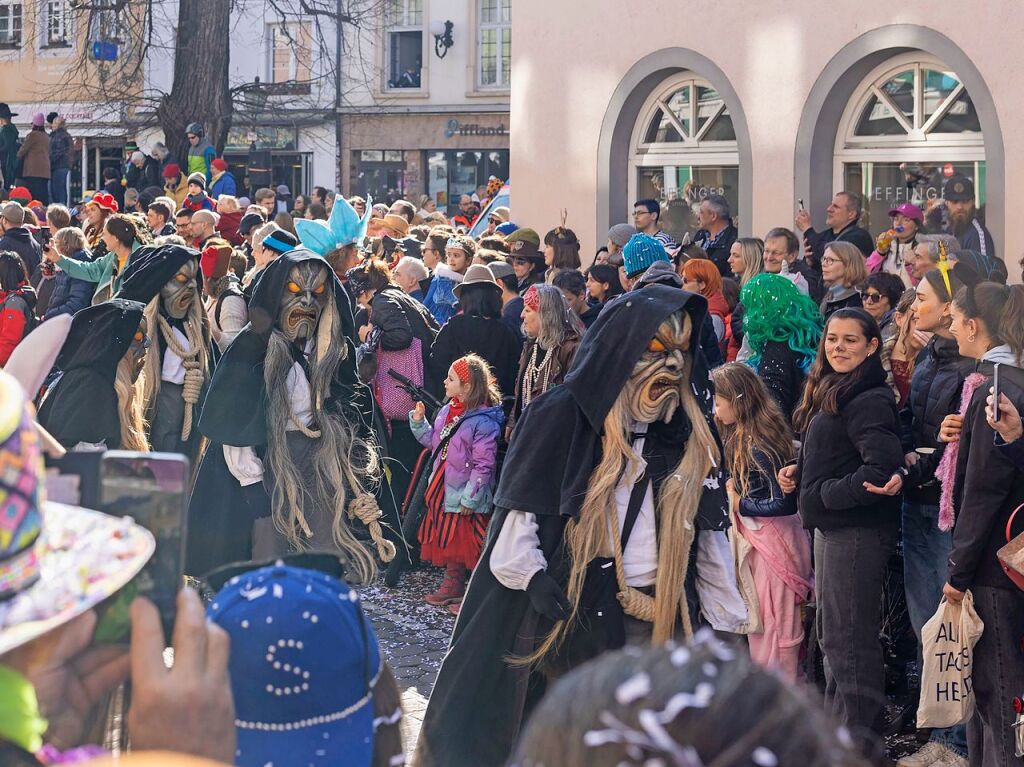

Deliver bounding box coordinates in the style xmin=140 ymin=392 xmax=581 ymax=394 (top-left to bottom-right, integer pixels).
xmin=621 ymin=311 xmax=691 ymax=423
xmin=278 ymin=262 xmax=330 ymax=342
xmin=159 ymin=260 xmax=199 ymax=320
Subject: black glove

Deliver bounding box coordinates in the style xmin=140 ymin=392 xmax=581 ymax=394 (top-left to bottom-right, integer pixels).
xmin=241 ymin=480 xmax=272 ymax=521
xmin=526 ymin=570 xmax=571 ymax=622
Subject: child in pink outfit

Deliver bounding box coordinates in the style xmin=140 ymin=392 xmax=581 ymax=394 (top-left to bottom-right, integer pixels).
xmin=713 ymin=363 xmax=814 ymax=681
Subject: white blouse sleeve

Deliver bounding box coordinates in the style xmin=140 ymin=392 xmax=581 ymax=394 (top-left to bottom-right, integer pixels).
xmin=489 ymin=510 xmax=547 ymax=591
xmin=223 ymin=445 xmax=264 ymax=487
xmin=218 ymin=294 xmax=249 ymax=349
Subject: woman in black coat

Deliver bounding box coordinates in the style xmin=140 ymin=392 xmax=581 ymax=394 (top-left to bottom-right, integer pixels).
xmin=427 ymin=265 xmax=522 ymax=403
xmin=779 ymin=308 xmax=903 ymax=737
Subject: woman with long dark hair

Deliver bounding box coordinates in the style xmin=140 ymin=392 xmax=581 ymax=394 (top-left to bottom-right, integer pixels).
xmin=584 ymin=263 xmax=624 ymax=306
xmin=779 ymin=308 xmax=903 ymax=739
xmin=427 ymin=264 xmax=522 ymax=399
xmin=937 ymin=274 xmax=1024 ymax=766
xmin=0 ymin=251 xmax=34 ymax=365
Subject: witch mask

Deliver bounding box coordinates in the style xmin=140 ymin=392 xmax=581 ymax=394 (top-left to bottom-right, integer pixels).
xmin=622 ymin=311 xmax=692 ymax=424
xmin=279 ymin=262 xmax=330 ymax=342
xmin=159 ymin=260 xmax=199 ymax=320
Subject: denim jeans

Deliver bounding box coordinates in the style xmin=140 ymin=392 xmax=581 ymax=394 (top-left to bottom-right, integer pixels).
xmin=814 ymin=523 xmax=898 ymax=738
xmin=49 ymin=167 xmax=69 ymax=205
xmin=966 ymin=586 xmax=1024 ymax=767
xmin=902 ymin=500 xmax=968 ymax=756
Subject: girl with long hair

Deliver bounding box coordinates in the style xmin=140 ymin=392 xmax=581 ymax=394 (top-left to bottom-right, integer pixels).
xmin=726 ymin=236 xmax=763 ymax=287
xmin=781 ymin=308 xmax=904 ymax=738
xmin=542 ymin=226 xmax=581 ymax=282
xmin=740 ymin=273 xmax=823 ymax=421
xmin=713 ymin=363 xmax=812 ymax=681
xmin=584 ymin=263 xmax=624 ymax=305
xmin=411 ymin=354 xmax=505 ymax=613
xmin=682 ymin=258 xmax=729 ymax=346
xmin=820 ymin=241 xmax=867 ymax=320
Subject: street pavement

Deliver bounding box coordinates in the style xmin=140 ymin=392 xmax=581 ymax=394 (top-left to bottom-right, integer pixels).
xmin=361 ymin=565 xmax=455 ymax=758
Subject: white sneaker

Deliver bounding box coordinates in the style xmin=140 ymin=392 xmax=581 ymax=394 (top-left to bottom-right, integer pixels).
xmin=932 ymin=746 xmax=969 ymax=767
xmin=896 ymin=742 xmax=949 ymax=767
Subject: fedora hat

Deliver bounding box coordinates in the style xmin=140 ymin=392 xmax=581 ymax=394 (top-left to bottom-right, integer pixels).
xmin=453 ymin=263 xmax=501 ymax=297
xmin=0 ymin=103 xmax=17 ymax=120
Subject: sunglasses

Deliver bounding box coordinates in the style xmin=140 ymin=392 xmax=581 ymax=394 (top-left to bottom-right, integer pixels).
xmin=864 ymin=292 xmax=883 ymax=303
xmin=187 ymin=134 xmax=198 ymax=140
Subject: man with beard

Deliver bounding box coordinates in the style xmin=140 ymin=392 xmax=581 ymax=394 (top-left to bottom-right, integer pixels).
xmin=414 ymin=284 xmax=732 ymax=767
xmin=942 ymin=174 xmax=1006 ymax=283
xmin=37 ymin=298 xmax=150 ymax=451
xmin=185 ymin=248 xmax=398 ymax=580
xmin=117 ymin=244 xmax=212 ymax=463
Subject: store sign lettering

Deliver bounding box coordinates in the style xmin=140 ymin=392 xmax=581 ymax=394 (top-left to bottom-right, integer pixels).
xmin=870 ymin=186 xmax=942 ymax=203
xmin=444 ymin=119 xmax=508 ymax=138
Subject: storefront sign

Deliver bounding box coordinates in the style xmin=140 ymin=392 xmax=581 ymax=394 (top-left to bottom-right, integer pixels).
xmin=444 ymin=119 xmax=508 ymax=139
xmin=868 ymin=185 xmax=942 ymax=203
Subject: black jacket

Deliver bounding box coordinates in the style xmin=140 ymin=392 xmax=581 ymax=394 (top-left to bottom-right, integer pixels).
xmin=0 ymin=227 xmax=42 ymax=277
xmin=797 ymin=357 xmax=904 ymax=531
xmin=738 ymin=448 xmax=798 ymax=518
xmin=370 ymin=285 xmax=439 ymax=370
xmin=694 ymin=224 xmax=738 ymax=276
xmin=804 ymin=222 xmax=873 ymax=270
xmin=427 ymin=313 xmax=522 ymax=400
xmin=900 ymin=336 xmax=974 ymax=504
xmin=789 ymin=258 xmax=825 ymax=303
xmin=820 ymin=285 xmax=863 ymax=322
xmin=948 ymin=361 xmax=1024 ymax=591
xmin=757 ymin=340 xmax=806 ymax=422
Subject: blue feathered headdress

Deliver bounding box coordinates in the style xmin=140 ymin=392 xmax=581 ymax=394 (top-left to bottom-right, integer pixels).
xmin=294 ymin=194 xmax=371 ymax=256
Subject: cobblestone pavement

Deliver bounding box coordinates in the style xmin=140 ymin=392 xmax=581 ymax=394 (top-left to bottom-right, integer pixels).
xmin=360 ymin=565 xmax=454 ymax=758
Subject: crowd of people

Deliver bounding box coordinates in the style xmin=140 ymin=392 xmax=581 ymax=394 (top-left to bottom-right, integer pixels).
xmin=0 ymin=113 xmax=1021 ymax=767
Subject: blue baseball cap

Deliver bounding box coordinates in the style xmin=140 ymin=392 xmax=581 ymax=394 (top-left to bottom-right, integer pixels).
xmin=495 ymin=221 xmax=519 ymax=236
xmin=622 ymin=232 xmax=670 ymax=278
xmin=208 ymin=564 xmax=383 ymax=767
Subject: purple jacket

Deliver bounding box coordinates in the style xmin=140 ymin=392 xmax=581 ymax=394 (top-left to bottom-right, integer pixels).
xmin=409 ymin=403 xmax=504 ymax=514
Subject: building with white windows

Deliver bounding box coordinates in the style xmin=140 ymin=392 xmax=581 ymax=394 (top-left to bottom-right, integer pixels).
xmin=340 ymin=0 xmax=511 ymax=214
xmin=511 ymin=1 xmax=1023 ymax=282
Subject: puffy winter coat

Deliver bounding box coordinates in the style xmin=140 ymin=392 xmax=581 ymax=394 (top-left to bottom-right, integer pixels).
xmin=43 ymin=249 xmax=95 ymax=320
xmin=899 ymin=336 xmax=974 ymax=504
xmin=210 ymin=170 xmax=237 ymax=199
xmin=0 ymin=286 xmax=36 ymax=365
xmin=410 ymin=404 xmax=505 ymax=514
xmin=422 ymin=264 xmax=462 ymax=326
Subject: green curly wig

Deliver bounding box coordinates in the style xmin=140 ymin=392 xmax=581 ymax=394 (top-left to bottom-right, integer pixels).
xmin=740 ymin=273 xmax=823 ymax=372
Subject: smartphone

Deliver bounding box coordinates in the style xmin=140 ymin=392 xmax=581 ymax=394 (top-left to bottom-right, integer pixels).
xmin=44 ymin=448 xmax=104 ymax=509
xmin=797 ymin=198 xmax=805 ymax=211
xmin=992 ymin=363 xmax=1002 ymax=423
xmin=100 ymin=452 xmax=190 ymax=641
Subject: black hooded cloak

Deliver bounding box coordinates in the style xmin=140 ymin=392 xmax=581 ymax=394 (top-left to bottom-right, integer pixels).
xmin=37 ymin=299 xmax=145 ymax=449
xmin=116 ymin=244 xmax=204 ymax=305
xmin=415 ymin=285 xmax=729 ymax=767
xmin=185 ymin=249 xmax=400 ymax=576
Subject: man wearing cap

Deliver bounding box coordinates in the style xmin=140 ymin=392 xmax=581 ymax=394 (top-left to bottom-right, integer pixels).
xmin=943 ymin=174 xmax=1005 ymax=282
xmin=620 ymin=232 xmax=670 ymax=291
xmin=794 ymin=191 xmax=874 ymax=270
xmin=489 ymin=261 xmax=523 ymax=338
xmin=237 ymin=210 xmax=267 ymax=268
xmin=868 ymin=202 xmax=923 ymax=289
xmin=201 ymin=238 xmax=248 ymax=352
xmin=163 ymin=163 xmax=188 ymax=207
xmin=184 ymin=173 xmax=215 ymax=212
xmin=125 ymin=148 xmax=161 ymax=193
xmin=0 ymin=103 xmax=17 ymax=188
xmin=0 ymin=202 xmax=42 ymax=277
xmin=484 ymin=206 xmax=510 ymax=236
xmin=17 ymin=114 xmax=51 ymax=204
xmin=46 ymin=113 xmax=74 ymax=205
xmin=209 ymin=158 xmax=236 ymax=199
xmin=505 ymin=228 xmax=545 ymax=296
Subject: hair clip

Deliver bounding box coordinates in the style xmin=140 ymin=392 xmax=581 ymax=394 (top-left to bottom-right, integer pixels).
xmin=937 ymin=240 xmax=953 ymax=300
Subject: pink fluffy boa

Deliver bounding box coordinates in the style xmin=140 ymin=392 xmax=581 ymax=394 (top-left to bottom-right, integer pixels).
xmin=935 ymin=372 xmax=987 ymax=531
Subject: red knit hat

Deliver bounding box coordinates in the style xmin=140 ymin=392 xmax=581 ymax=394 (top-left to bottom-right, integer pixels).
xmin=8 ymin=186 xmax=30 ymax=204
xmin=162 ymin=163 xmax=181 ymax=179
xmin=211 ymin=158 xmax=228 ymax=172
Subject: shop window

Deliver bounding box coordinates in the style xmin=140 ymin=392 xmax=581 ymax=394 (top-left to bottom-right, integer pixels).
xmin=0 ymin=2 xmax=22 ymax=47
xmin=427 ymin=149 xmax=509 ymax=214
xmin=478 ymin=0 xmax=510 ymax=88
xmin=354 ymin=150 xmax=409 ymax=202
xmin=385 ymin=0 xmax=422 ymax=89
xmin=42 ymin=0 xmax=69 ymax=47
xmin=836 ymin=55 xmax=985 ymax=232
xmin=88 ymin=7 xmax=123 ymax=44
xmin=267 ymin=23 xmax=313 ymax=86
xmin=631 ymin=72 xmax=740 ymax=244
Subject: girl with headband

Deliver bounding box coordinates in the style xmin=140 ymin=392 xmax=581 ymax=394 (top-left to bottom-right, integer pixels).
xmin=410 ymin=354 xmax=505 ymax=613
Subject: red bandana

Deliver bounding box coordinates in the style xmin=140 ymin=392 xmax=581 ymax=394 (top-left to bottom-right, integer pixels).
xmin=523 ymin=285 xmax=540 ymax=311
xmin=452 ymin=357 xmax=472 ymax=384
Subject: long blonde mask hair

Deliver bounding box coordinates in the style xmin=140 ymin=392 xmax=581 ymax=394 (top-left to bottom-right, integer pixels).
xmin=139 ymin=290 xmax=211 ymax=420
xmin=524 ymin=312 xmax=719 ymax=664
xmin=114 ymin=354 xmax=150 ymax=452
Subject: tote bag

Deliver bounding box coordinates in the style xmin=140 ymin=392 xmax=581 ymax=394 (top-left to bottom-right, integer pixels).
xmin=373 ymin=336 xmax=424 ymax=421
xmin=916 ymin=591 xmax=984 ymax=728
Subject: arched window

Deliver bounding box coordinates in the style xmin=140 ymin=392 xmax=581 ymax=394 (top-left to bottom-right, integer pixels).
xmin=629 ymin=72 xmax=740 ymax=244
xmin=835 ymin=54 xmax=985 ymax=232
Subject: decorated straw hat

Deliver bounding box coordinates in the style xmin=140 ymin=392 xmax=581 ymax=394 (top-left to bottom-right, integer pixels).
xmin=0 ymin=371 xmax=154 ymax=656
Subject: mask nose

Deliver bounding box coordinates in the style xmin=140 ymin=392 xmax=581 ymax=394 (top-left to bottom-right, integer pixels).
xmin=664 ymin=350 xmax=684 ymax=372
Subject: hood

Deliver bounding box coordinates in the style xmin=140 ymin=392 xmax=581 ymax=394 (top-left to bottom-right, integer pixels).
xmin=563 ymin=284 xmax=709 ymax=431
xmin=1 ymin=227 xmax=33 ymax=245
xmin=633 ymin=260 xmax=682 ymax=289
xmin=56 ymin=298 xmax=145 ymax=376
xmin=247 ymin=247 xmax=355 ymax=343
xmin=982 ymin=344 xmax=1023 ymax=368
xmin=116 ymin=243 xmax=203 ymax=305
xmin=463 ymin=403 xmax=505 ymax=427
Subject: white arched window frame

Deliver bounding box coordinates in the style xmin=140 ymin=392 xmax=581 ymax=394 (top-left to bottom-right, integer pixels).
xmin=834 ymin=53 xmax=985 ymax=194
xmin=628 ymin=72 xmax=739 ymax=206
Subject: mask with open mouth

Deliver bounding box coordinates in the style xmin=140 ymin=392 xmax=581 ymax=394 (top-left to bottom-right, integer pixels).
xmin=622 ymin=311 xmax=692 ymax=423
xmin=159 ymin=260 xmax=199 ymax=320
xmin=279 ymin=261 xmax=330 ymax=342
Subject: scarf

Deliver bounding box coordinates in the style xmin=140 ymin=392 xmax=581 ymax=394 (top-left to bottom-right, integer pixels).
xmin=935 ymin=372 xmax=986 ymax=531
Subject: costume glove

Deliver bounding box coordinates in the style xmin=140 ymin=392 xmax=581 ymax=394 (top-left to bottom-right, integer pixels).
xmin=240 ymin=481 xmax=272 ymax=521
xmin=526 ymin=570 xmax=571 ymax=622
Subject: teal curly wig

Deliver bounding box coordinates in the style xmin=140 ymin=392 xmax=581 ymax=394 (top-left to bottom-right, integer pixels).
xmin=740 ymin=273 xmax=823 ymax=372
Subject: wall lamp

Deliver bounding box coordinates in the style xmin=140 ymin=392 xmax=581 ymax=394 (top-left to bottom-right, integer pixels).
xmin=430 ymin=20 xmax=454 ymax=59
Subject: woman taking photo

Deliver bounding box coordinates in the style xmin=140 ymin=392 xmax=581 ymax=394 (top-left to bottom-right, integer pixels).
xmin=779 ymin=308 xmax=904 ymax=739
xmin=740 ymin=273 xmax=822 ymax=422
xmin=820 ymin=241 xmax=867 ymax=320
xmin=45 ymin=213 xmax=148 ymax=303
xmin=508 ymin=283 xmax=583 ymax=433
xmin=938 ymin=275 xmax=1024 ymax=766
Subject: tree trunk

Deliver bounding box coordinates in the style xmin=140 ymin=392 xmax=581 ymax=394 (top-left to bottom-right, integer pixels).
xmin=156 ymin=0 xmax=233 ymax=166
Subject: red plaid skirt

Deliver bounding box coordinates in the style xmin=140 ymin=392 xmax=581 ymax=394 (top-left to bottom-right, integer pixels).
xmin=418 ymin=461 xmax=489 ymax=569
